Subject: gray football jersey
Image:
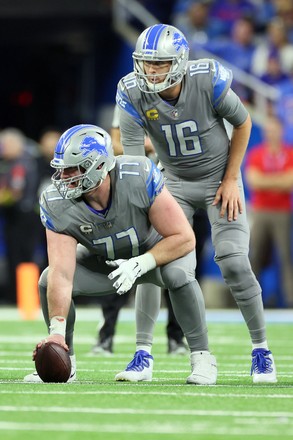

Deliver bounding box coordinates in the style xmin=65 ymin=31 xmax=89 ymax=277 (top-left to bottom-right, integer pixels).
xmin=116 ymin=59 xmax=248 ymax=179
xmin=39 ymin=156 xmax=164 ymax=260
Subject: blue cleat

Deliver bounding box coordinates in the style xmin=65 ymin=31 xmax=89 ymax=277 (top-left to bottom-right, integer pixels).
xmin=251 ymin=348 xmax=277 ymax=383
xmin=115 ymin=350 xmax=153 ymax=382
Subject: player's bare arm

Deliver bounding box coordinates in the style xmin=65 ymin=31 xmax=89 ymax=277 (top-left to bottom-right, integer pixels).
xmin=47 ymin=229 xmax=77 ymax=321
xmin=33 ymin=230 xmax=77 ymax=358
xmin=213 ymin=114 xmax=252 ymax=221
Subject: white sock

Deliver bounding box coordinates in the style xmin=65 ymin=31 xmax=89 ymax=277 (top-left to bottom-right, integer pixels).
xmin=136 ymin=345 xmax=152 ymax=354
xmin=70 ymin=354 xmax=76 ymax=370
xmin=252 ymin=341 xmax=269 ymax=350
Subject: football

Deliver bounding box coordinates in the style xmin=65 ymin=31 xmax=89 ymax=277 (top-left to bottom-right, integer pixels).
xmin=35 ymin=341 xmax=71 ymax=383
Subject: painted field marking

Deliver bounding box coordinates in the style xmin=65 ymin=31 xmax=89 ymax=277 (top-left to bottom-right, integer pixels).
xmin=0 ymin=420 xmax=292 ymax=436
xmin=0 ymin=390 xmax=292 ymax=398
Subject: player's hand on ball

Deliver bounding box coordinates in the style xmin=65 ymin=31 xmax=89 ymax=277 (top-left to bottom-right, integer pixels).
xmin=32 ymin=335 xmax=68 ymax=361
xmin=34 ymin=341 xmax=71 ymax=383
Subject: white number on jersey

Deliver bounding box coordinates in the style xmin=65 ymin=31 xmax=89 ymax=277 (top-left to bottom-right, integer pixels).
xmin=119 ymin=162 xmax=140 ymax=179
xmin=161 ymin=121 xmax=202 ymax=157
xmin=123 ymin=76 xmax=137 ymax=90
xmin=189 ymin=62 xmax=210 ymax=76
xmin=93 ymin=227 xmax=139 ymax=259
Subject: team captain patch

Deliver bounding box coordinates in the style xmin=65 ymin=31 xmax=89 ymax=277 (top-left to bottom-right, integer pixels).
xmin=146 ymin=109 xmax=159 ymax=120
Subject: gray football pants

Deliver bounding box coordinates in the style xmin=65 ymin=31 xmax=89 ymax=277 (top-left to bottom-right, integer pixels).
xmin=136 ymin=171 xmax=267 ymax=346
xmin=38 ymin=249 xmax=209 ymax=355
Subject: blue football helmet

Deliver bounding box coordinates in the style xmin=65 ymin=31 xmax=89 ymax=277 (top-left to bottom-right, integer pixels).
xmin=133 ymin=24 xmax=189 ymax=93
xmin=51 ymin=124 xmax=115 ymax=199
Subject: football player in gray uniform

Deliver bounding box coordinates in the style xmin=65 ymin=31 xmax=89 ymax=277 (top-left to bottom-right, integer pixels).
xmin=24 ymin=124 xmax=217 ymax=385
xmin=116 ymin=24 xmax=277 ymax=384
xmin=91 ymin=105 xmax=188 ymax=357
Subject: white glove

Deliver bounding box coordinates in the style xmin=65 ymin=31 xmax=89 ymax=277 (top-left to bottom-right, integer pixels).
xmin=105 ymin=259 xmax=126 ymax=268
xmin=106 ymin=253 xmax=156 ymax=295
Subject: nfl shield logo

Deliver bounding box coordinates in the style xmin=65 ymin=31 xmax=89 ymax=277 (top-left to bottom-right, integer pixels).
xmin=171 ymin=109 xmax=179 ymax=119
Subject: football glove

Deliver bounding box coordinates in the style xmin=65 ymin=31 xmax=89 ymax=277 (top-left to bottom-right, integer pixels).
xmin=106 ymin=253 xmax=156 ymax=295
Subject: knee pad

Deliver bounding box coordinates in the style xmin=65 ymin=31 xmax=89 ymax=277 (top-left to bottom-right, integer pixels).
xmin=215 ymin=238 xmax=248 ymax=260
xmin=161 ymin=265 xmax=192 ymax=290
xmin=215 ymin=239 xmax=249 ymax=280
xmin=216 ymin=252 xmax=261 ymax=301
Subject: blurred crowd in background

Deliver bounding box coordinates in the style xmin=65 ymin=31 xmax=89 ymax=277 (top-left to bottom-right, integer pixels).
xmin=0 ymin=0 xmax=293 ymax=309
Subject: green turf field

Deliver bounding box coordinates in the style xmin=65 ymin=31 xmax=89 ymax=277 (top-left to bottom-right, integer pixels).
xmin=0 ymin=307 xmax=292 ymax=440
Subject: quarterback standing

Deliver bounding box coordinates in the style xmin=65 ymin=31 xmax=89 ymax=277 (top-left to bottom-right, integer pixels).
xmin=116 ymin=24 xmax=277 ymax=384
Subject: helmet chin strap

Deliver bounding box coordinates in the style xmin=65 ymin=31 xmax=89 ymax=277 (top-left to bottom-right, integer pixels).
xmin=83 ymin=173 xmax=106 ymax=194
xmin=94 ymin=179 xmax=104 ymax=189
xmin=82 ymin=165 xmax=108 ymax=193
xmin=83 ymin=179 xmax=101 ymax=194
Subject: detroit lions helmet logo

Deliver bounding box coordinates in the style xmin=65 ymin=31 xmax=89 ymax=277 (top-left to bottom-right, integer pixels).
xmin=80 ymin=136 xmax=108 ymax=157
xmin=173 ymin=32 xmax=189 ymax=52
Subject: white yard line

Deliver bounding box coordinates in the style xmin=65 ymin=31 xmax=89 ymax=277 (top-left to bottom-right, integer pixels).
xmin=0 ymin=420 xmax=292 ymax=436
xmin=0 ymin=405 xmax=293 ymax=417
xmin=0 ymin=390 xmax=292 ymax=398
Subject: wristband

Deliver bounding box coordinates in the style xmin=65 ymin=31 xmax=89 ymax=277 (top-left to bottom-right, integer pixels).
xmin=138 ymin=252 xmax=156 ymax=275
xmin=49 ymin=316 xmax=66 ymax=337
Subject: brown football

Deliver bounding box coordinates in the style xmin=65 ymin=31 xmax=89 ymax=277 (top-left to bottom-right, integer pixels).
xmin=35 ymin=341 xmax=71 ymax=383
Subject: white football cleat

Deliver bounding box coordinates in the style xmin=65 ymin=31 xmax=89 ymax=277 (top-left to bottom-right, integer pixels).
xmin=115 ymin=350 xmax=153 ymax=382
xmin=23 ymin=370 xmax=76 ymax=383
xmin=23 ymin=355 xmax=77 ymax=383
xmin=186 ymin=351 xmax=217 ymax=385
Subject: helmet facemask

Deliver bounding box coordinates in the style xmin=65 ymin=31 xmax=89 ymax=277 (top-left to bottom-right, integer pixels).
xmin=51 ymin=125 xmax=115 ymax=200
xmin=134 ymin=56 xmax=186 ymax=93
xmin=51 ymin=161 xmax=108 ymax=200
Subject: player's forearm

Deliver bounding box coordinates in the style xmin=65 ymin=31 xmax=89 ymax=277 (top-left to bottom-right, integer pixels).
xmin=224 ymin=115 xmax=252 ymax=181
xmin=148 ymin=233 xmax=195 ymax=267
xmin=47 ymin=269 xmax=73 ymax=320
